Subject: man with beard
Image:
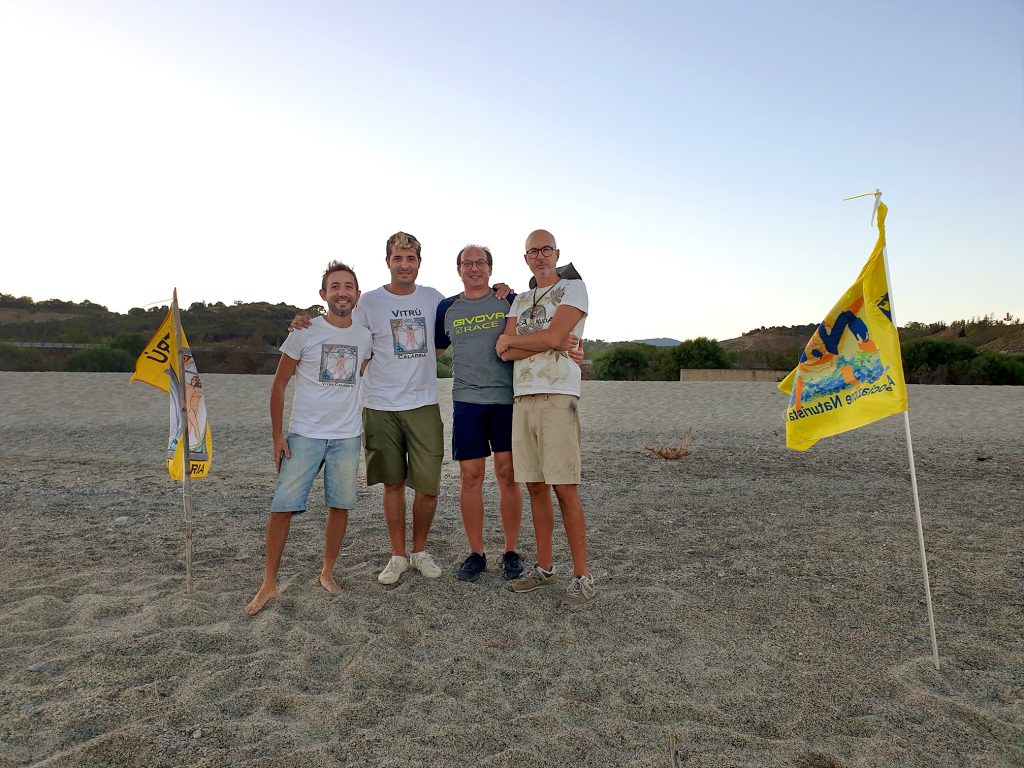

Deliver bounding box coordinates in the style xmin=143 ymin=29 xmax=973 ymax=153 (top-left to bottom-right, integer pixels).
xmin=357 ymin=232 xmax=449 ymax=585
xmin=246 ymin=262 xmax=372 ymax=616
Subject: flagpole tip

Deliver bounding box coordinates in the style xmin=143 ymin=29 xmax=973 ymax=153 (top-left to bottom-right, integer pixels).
xmin=843 ymin=191 xmax=881 ymax=202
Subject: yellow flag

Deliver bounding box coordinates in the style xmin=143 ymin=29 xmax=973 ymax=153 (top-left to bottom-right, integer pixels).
xmin=131 ymin=306 xmax=214 ymax=479
xmin=778 ymin=202 xmax=907 ymax=451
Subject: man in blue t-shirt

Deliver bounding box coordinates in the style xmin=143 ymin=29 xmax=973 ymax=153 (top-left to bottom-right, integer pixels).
xmin=436 ymin=245 xmax=581 ymax=584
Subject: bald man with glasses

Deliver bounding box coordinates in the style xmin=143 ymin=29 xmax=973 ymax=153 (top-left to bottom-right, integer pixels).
xmin=495 ymin=229 xmax=594 ymax=606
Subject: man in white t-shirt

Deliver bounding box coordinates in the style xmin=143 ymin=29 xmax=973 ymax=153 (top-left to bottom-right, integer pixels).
xmin=495 ymin=229 xmax=594 ymax=606
xmin=356 ymin=232 xmax=449 ymax=585
xmin=245 ymin=261 xmax=372 ymax=616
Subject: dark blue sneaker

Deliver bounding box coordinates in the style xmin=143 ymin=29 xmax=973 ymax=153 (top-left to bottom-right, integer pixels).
xmin=499 ymin=550 xmax=525 ymax=581
xmin=456 ymin=552 xmax=487 ymax=582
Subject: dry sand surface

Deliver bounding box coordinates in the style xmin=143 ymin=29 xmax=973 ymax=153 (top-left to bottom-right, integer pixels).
xmin=1 ymin=372 xmax=1022 ymax=767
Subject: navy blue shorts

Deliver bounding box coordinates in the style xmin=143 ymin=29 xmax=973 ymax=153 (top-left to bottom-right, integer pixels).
xmin=452 ymin=401 xmax=513 ymax=461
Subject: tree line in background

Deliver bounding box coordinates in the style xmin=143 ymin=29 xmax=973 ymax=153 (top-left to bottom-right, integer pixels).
xmin=586 ymin=338 xmax=732 ymax=380
xmin=1 ymin=295 xmax=1022 ymax=385
xmin=0 ymin=296 xmax=311 ymax=375
xmin=584 ymin=337 xmax=1024 ymax=386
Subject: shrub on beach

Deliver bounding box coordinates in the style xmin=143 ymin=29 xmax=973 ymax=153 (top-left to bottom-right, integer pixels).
xmin=670 ymin=337 xmax=732 ymax=371
xmin=901 ymin=338 xmax=1023 ymax=385
xmin=901 ymin=338 xmax=976 ymax=383
xmin=112 ymin=332 xmax=149 ymax=359
xmin=588 ymin=337 xmax=733 ymax=380
xmin=65 ymin=344 xmax=134 ymax=372
xmin=966 ymin=351 xmax=1024 ymax=385
xmin=591 ymin=344 xmax=654 ymax=380
xmin=0 ymin=345 xmax=58 ymax=371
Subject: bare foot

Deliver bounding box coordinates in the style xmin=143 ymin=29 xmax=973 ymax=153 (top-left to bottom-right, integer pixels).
xmin=318 ymin=574 xmax=342 ymax=594
xmin=245 ymin=586 xmax=278 ymax=616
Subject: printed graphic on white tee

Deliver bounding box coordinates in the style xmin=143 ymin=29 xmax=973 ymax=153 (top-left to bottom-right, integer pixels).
xmin=319 ymin=344 xmax=358 ymax=385
xmin=390 ymin=317 xmax=428 ymax=356
xmin=516 ymin=284 xmax=564 ymax=337
xmin=510 ymin=280 xmax=588 ymax=398
xmin=517 ymin=304 xmax=549 ymax=335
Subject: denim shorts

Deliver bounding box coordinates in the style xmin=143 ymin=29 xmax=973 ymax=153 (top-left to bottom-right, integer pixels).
xmin=270 ymin=434 xmax=361 ymax=513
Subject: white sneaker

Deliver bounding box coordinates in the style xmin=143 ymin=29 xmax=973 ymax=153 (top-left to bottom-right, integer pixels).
xmin=409 ymin=551 xmax=442 ymax=578
xmin=378 ymin=555 xmax=409 ymax=585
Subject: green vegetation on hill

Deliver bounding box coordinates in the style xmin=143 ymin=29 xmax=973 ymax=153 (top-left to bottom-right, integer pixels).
xmin=2 ymin=294 xmax=1021 ymax=383
xmin=586 ymin=315 xmax=1023 ymax=384
xmin=0 ymin=294 xmax=310 ymax=374
xmin=901 ymin=338 xmax=1024 ymax=385
xmin=0 ymin=295 xmax=310 ymax=348
xmin=717 ymin=315 xmax=1024 ymax=385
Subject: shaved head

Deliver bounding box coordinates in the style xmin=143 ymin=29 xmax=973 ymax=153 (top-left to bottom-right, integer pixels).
xmin=525 ymin=229 xmax=557 ymax=250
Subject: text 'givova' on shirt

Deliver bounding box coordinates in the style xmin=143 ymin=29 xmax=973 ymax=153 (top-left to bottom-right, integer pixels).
xmin=435 ymin=290 xmax=515 ymax=405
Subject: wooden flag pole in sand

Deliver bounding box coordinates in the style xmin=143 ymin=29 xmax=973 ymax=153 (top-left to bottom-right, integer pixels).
xmin=171 ymin=288 xmax=195 ymax=595
xmin=848 ymin=190 xmax=940 ymax=670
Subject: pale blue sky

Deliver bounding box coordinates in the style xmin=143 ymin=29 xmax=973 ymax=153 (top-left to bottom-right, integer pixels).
xmin=1 ymin=1 xmax=1021 ymax=342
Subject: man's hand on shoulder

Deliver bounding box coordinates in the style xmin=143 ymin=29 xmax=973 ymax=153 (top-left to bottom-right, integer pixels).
xmin=492 ymin=283 xmax=513 ymax=300
xmin=288 ymin=310 xmax=318 ymax=332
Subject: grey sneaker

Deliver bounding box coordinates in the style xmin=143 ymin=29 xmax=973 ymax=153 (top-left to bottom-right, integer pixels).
xmin=560 ymin=574 xmax=595 ymax=606
xmin=410 ymin=550 xmax=442 ymax=578
xmin=509 ymin=565 xmax=556 ymax=593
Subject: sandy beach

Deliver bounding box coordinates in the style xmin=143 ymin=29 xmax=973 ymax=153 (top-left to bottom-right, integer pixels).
xmin=1 ymin=372 xmax=1021 ymax=767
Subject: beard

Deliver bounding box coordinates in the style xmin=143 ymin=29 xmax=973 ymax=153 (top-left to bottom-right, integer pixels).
xmin=327 ymin=302 xmax=352 ymax=318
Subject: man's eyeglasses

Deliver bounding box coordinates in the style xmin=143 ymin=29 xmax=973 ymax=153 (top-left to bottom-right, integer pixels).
xmin=459 ymin=259 xmax=489 ymax=270
xmin=525 ymin=246 xmax=556 ymax=259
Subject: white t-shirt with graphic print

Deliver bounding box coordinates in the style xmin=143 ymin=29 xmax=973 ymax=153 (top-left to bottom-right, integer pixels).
xmin=279 ymin=316 xmax=372 ymax=439
xmin=510 ymin=278 xmax=588 ymax=398
xmin=355 ymin=284 xmax=445 ymax=411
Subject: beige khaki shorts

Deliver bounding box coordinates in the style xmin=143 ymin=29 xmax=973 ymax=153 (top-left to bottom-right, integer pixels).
xmin=512 ymin=394 xmax=582 ymax=485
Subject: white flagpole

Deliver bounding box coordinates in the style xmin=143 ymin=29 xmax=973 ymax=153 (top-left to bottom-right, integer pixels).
xmin=872 ymin=191 xmax=940 ymax=670
xmin=171 ymin=289 xmax=195 ymax=595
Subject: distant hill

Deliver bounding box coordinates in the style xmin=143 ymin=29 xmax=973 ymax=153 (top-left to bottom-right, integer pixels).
xmin=719 ymin=318 xmax=1024 ymax=371
xmin=720 ymin=326 xmax=816 ymax=353
xmin=631 ymin=337 xmax=681 ymax=347
xmin=719 ymin=327 xmax=814 ymax=370
xmin=981 ymin=328 xmax=1024 ymax=354
xmin=3 ymin=293 xmax=1020 ymax=379
xmin=0 ymin=295 xmax=310 ymax=374
xmin=0 ymin=307 xmax=80 ymax=324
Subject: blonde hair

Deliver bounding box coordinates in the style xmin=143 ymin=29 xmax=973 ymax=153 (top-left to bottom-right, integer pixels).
xmin=386 ymin=232 xmax=421 ymax=259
